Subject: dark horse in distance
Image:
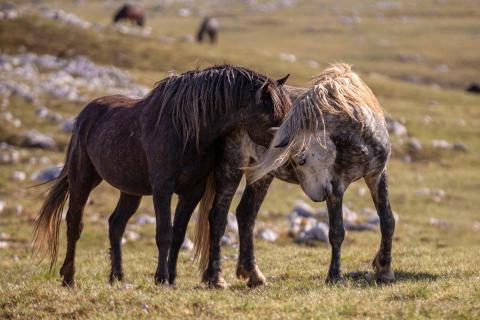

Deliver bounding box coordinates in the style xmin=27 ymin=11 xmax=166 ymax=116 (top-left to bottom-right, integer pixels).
xmin=197 ymin=17 xmax=219 ymax=44
xmin=33 ymin=65 xmax=291 ymax=288
xmin=113 ymin=4 xmax=145 ymax=27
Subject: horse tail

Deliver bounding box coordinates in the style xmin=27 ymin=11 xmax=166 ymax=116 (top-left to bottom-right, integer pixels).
xmin=32 ymin=136 xmax=74 ymax=271
xmin=194 ymin=172 xmax=216 ymax=271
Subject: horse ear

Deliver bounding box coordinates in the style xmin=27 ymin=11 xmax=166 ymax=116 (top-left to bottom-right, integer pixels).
xmin=276 ymin=74 xmax=290 ymax=86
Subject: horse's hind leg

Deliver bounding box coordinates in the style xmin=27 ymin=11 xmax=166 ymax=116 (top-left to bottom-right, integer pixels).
xmin=60 ymin=156 xmax=101 ymax=287
xmin=108 ymin=192 xmax=142 ymax=283
xmin=167 ymin=182 xmax=205 ymax=286
xmin=325 ymin=181 xmax=345 ymax=283
xmin=366 ymin=171 xmax=395 ymax=283
xmin=235 ymin=174 xmax=273 ymax=287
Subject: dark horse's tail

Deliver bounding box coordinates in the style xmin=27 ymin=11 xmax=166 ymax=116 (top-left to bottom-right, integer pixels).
xmin=32 ymin=135 xmax=75 ymax=271
xmin=194 ymin=172 xmax=216 ymax=272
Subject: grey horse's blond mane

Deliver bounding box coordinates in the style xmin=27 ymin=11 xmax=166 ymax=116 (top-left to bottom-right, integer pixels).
xmin=247 ymin=63 xmax=384 ymax=183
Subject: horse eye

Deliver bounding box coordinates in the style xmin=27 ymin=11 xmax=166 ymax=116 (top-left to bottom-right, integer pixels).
xmin=298 ymin=156 xmax=306 ymax=166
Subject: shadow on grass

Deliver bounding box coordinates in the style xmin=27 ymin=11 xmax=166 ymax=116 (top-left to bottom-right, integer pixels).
xmin=343 ymin=270 xmax=442 ymax=287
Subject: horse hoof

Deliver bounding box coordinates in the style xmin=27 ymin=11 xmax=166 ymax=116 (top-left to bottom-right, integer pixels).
xmin=325 ymin=274 xmax=344 ymax=284
xmin=109 ymin=272 xmax=124 ymax=284
xmin=247 ymin=266 xmax=267 ymax=288
xmin=372 ymin=253 xmax=394 ymax=283
xmin=236 ymin=264 xmax=249 ymax=280
xmin=155 ymin=275 xmax=169 ymax=286
xmin=202 ymin=274 xmax=228 ymax=289
xmin=62 ymin=278 xmax=76 ymax=288
xmin=375 ymin=269 xmax=395 ymax=283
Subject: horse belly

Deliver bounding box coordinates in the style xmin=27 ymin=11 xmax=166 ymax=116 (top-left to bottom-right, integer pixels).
xmin=86 ymin=126 xmax=152 ymax=196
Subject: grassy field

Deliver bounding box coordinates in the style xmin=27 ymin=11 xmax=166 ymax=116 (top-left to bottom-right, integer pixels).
xmin=1 ymin=0 xmax=479 ymax=318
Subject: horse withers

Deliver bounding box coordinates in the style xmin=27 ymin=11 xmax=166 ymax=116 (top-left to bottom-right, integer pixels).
xmin=113 ymin=4 xmax=145 ymax=27
xmin=248 ymin=64 xmax=396 ymax=283
xmin=32 ymin=65 xmax=292 ymax=288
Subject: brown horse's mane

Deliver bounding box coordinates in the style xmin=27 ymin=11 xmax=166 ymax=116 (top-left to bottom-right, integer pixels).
xmin=143 ymin=64 xmax=291 ymax=147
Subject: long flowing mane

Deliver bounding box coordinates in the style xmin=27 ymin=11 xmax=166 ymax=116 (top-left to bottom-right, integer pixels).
xmin=247 ymin=63 xmax=385 ymax=183
xmin=143 ymin=64 xmax=291 ymax=147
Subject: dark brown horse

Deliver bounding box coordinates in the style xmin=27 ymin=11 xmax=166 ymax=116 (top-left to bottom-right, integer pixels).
xmin=113 ymin=4 xmax=145 ymax=27
xmin=197 ymin=17 xmax=219 ymax=44
xmin=33 ymin=65 xmax=291 ymax=287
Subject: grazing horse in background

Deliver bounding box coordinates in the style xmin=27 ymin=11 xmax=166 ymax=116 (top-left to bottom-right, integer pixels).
xmin=197 ymin=17 xmax=219 ymax=44
xmin=246 ymin=64 xmax=395 ymax=283
xmin=32 ymin=65 xmax=292 ymax=288
xmin=113 ymin=4 xmax=145 ymax=27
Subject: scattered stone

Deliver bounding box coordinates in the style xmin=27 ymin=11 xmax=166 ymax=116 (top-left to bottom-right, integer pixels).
xmin=221 ymin=233 xmax=236 ymax=246
xmin=452 ymin=142 xmax=467 ymax=152
xmin=416 ymin=188 xmax=446 ymax=202
xmin=181 ymin=237 xmax=194 ymax=250
xmin=40 ymin=7 xmax=91 ymax=29
xmin=279 ymin=53 xmax=297 ymax=63
xmin=11 ymin=170 xmax=26 ymax=181
xmin=407 ymin=137 xmax=423 ymax=152
xmin=125 ymin=230 xmax=140 ymax=241
xmin=257 ymin=229 xmax=279 ymax=242
xmin=356 ymin=187 xmax=368 ymax=197
xmin=227 ymin=212 xmax=238 ymax=233
xmin=135 ymin=214 xmax=156 ymax=225
xmin=0 ymin=241 xmax=9 ymax=249
xmin=21 ymin=131 xmax=56 ymax=150
xmin=429 ymin=217 xmax=449 ymax=227
xmin=0 ymin=53 xmax=149 ymax=104
xmin=31 ymin=165 xmax=62 ymax=182
xmin=61 ymin=118 xmax=76 ymax=132
xmin=15 ymin=204 xmax=23 ymax=215
xmin=307 ymin=60 xmax=319 ymax=69
xmin=0 ymin=200 xmax=5 ymax=214
xmin=385 ymin=115 xmax=407 ymax=136
xmin=435 ymin=64 xmax=449 ymax=73
xmin=432 ymin=139 xmax=451 ymax=150
xmin=0 ymin=143 xmax=20 ymax=164
xmin=294 ymin=221 xmax=329 ymax=244
xmin=177 ymin=8 xmax=191 ymax=17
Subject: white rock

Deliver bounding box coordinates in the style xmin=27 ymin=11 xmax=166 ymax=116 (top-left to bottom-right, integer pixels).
xmin=125 ymin=230 xmax=140 ymax=241
xmin=227 ymin=212 xmax=238 ymax=233
xmin=432 ymin=139 xmax=450 ymax=149
xmin=279 ymin=53 xmax=297 ymax=63
xmin=295 ymin=221 xmax=329 ymax=243
xmin=0 ymin=200 xmax=5 ymax=214
xmin=22 ymin=131 xmax=56 ymax=150
xmin=408 ymin=137 xmax=423 ymax=152
xmin=31 ymin=165 xmax=62 ymax=182
xmin=11 ymin=171 xmax=26 ymax=181
xmin=181 ymin=237 xmax=194 ymax=250
xmin=257 ymin=229 xmax=279 ymax=242
xmin=135 ymin=214 xmax=156 ymax=225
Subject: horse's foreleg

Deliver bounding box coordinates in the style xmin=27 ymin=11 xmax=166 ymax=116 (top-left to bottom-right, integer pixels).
xmin=366 ymin=171 xmax=395 ymax=282
xmin=325 ymin=182 xmax=345 ymax=283
xmin=108 ymin=193 xmax=142 ymax=283
xmin=167 ymin=183 xmax=205 ymax=286
xmin=152 ymin=178 xmax=175 ymax=285
xmin=203 ymin=171 xmax=243 ymax=289
xmin=235 ymin=174 xmax=273 ymax=287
